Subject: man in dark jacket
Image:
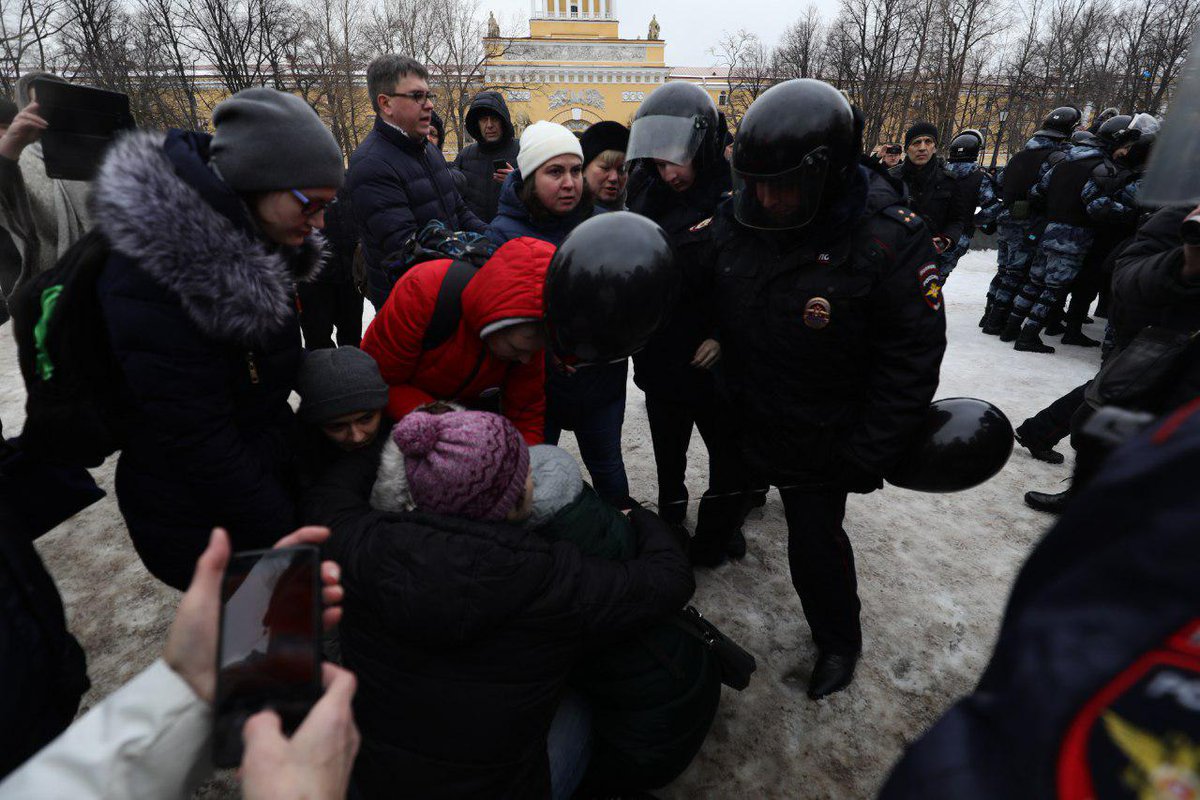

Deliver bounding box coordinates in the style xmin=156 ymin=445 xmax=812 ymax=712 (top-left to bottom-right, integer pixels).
xmin=347 ymin=55 xmax=485 ymax=309
xmin=707 ymin=81 xmax=946 ymax=699
xmin=304 ymin=445 xmax=695 ymax=799
xmin=879 ymin=399 xmax=1200 ymax=800
xmin=452 ymin=90 xmax=520 ymax=224
xmin=891 ymin=122 xmax=964 ymax=271
xmin=298 ymin=186 xmax=363 ymax=349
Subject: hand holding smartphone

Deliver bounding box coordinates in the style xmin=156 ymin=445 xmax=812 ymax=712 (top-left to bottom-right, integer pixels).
xmin=213 ymin=545 xmax=323 ymax=768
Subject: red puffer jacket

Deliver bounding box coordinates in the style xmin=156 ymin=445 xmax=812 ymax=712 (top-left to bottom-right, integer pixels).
xmin=361 ymin=237 xmax=551 ymax=444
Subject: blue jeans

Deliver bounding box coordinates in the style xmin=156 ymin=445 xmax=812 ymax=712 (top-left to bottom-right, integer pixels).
xmin=545 ymin=361 xmax=630 ymax=502
xmin=547 ymin=690 xmax=592 ymax=800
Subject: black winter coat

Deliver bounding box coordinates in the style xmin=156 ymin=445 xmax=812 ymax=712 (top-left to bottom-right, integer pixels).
xmin=304 ymin=449 xmax=695 ymax=799
xmin=347 ymin=117 xmax=485 ymax=306
xmin=92 ymin=130 xmax=324 ymax=589
xmin=628 ymin=162 xmax=729 ymax=402
xmin=452 ymin=91 xmax=521 ymax=224
xmin=0 ymin=498 xmax=89 ymax=779
xmin=313 ymin=188 xmax=358 ymax=285
xmin=892 ymin=157 xmax=965 ymax=243
xmin=709 ymin=165 xmax=946 ymax=486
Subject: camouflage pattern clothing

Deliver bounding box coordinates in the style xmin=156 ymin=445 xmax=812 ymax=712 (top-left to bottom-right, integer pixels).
xmin=940 ymin=162 xmax=1001 ymax=279
xmin=987 ymin=136 xmax=1068 ymax=307
xmin=1010 ymin=141 xmax=1114 ymax=331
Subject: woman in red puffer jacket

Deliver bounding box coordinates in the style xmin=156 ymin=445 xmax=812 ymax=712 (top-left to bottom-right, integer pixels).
xmin=360 ymin=236 xmax=552 ymax=444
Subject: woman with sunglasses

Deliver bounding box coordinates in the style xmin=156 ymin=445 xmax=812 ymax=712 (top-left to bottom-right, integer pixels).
xmin=91 ymin=88 xmax=345 ymax=590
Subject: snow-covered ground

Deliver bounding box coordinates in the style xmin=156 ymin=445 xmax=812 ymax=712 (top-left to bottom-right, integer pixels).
xmin=0 ymin=248 xmax=1103 ymax=798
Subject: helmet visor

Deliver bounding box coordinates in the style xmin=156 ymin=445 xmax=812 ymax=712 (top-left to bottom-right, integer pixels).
xmin=732 ymin=146 xmax=830 ymax=230
xmin=626 ymin=115 xmax=705 ymax=166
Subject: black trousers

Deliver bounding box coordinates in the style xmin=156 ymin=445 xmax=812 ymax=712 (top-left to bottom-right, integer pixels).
xmin=1065 ymin=267 xmax=1105 ymax=329
xmin=644 ymin=390 xmax=746 ymax=536
xmin=299 ymin=281 xmax=364 ymax=349
xmin=1019 ymin=381 xmax=1090 ymax=447
xmin=779 ymin=488 xmax=861 ymax=655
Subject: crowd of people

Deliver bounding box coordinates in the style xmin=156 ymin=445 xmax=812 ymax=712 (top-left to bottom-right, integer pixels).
xmin=2 ymin=41 xmax=1200 ymax=800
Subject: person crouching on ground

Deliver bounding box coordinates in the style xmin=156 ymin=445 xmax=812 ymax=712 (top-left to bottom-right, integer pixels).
xmin=92 ymin=87 xmax=344 ymax=590
xmin=359 ymin=236 xmax=554 ymax=445
xmin=294 ymin=346 xmax=391 ymax=489
xmin=303 ymin=408 xmax=694 ymax=799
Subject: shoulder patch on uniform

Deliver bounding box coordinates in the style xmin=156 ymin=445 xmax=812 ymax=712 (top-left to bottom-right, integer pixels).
xmin=689 ymin=217 xmax=713 ymax=233
xmin=918 ymin=263 xmax=943 ymax=311
xmin=882 ymin=205 xmax=924 ymax=232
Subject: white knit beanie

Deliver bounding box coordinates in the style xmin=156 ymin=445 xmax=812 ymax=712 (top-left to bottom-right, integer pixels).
xmin=517 ymin=121 xmax=583 ymax=178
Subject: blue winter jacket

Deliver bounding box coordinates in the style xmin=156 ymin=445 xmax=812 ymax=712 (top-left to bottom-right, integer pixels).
xmin=347 ymin=117 xmax=484 ymax=306
xmin=486 ymin=169 xmax=598 ymax=247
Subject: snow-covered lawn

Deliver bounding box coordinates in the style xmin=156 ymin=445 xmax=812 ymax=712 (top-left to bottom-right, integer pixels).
xmin=0 ymin=247 xmax=1102 ymax=798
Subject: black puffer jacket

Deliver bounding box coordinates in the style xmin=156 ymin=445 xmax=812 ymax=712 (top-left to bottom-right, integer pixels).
xmin=892 ymin=157 xmax=964 ymax=243
xmin=628 ymin=161 xmax=730 ymax=401
xmin=347 ymin=117 xmax=484 ymax=306
xmin=92 ymin=130 xmax=323 ymax=589
xmin=313 ymin=188 xmax=357 ymax=284
xmin=452 ymin=92 xmax=521 ymax=224
xmin=709 ymin=165 xmax=946 ymax=485
xmin=305 ymin=448 xmax=695 ymax=800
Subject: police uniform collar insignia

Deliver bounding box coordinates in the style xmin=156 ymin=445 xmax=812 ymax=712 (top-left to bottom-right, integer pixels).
xmin=918 ymin=264 xmax=943 ymax=311
xmin=804 ymin=297 xmax=832 ymax=329
xmin=689 ymin=217 xmax=713 ymax=233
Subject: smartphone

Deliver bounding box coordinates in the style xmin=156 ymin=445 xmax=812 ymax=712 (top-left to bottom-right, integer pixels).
xmin=212 ymin=545 xmax=322 ymax=768
xmin=30 ymin=78 xmax=134 ymax=181
xmin=885 ymin=145 xmax=902 ymax=155
xmin=493 ymin=159 xmax=511 ymax=172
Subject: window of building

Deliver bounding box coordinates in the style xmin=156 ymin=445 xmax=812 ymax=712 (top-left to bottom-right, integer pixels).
xmin=718 ymin=91 xmax=728 ymax=106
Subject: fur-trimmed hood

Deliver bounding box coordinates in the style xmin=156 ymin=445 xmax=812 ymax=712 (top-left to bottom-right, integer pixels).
xmin=91 ymin=129 xmax=326 ymax=344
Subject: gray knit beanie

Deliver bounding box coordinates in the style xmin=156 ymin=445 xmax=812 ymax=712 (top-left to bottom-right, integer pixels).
xmin=211 ymin=88 xmax=345 ymax=192
xmin=297 ymin=347 xmax=387 ymax=424
xmin=524 ymin=445 xmax=584 ymax=529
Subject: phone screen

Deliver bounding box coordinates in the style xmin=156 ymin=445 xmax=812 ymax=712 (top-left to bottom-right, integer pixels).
xmin=493 ymin=159 xmax=510 ymax=172
xmin=212 ymin=545 xmax=321 ymax=768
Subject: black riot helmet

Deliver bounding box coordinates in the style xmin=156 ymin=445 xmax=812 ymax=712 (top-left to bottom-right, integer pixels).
xmin=1121 ymin=132 xmax=1156 ymax=171
xmin=543 ymin=211 xmax=678 ymax=364
xmin=947 ymin=129 xmax=984 ymax=163
xmin=886 ymin=398 xmax=1014 ymax=493
xmin=626 ymin=83 xmax=721 ymax=170
xmin=1035 ymin=106 xmax=1083 ymax=139
xmin=730 ymin=79 xmax=859 ymax=230
xmin=1097 ymin=114 xmax=1137 ymax=147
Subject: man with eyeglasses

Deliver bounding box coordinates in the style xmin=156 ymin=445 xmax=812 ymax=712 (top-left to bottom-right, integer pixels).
xmin=347 ymin=55 xmax=485 ymax=310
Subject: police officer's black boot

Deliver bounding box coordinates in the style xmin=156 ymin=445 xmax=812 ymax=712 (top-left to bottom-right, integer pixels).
xmin=1014 ymin=421 xmax=1065 ymax=464
xmin=1014 ymin=325 xmax=1056 ymax=354
xmin=689 ymin=491 xmax=747 ymax=568
xmin=1024 ymin=487 xmax=1072 ymax=514
xmin=982 ymin=305 xmax=1009 ymax=336
xmin=806 ymin=650 xmax=859 ymax=699
xmin=979 ymin=298 xmax=993 ymax=328
xmin=1060 ymin=325 xmax=1101 ymax=347
xmin=998 ymin=316 xmax=1023 ymax=342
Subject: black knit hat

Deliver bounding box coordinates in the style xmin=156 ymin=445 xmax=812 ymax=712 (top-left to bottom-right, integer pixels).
xmin=580 ymin=121 xmax=630 ymax=168
xmin=904 ymin=122 xmax=939 ymax=148
xmin=297 ymin=347 xmax=388 ymax=424
xmin=430 ymin=110 xmax=446 ymax=152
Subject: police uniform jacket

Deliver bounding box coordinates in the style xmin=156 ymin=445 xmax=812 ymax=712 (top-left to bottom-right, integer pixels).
xmin=704 ymin=164 xmax=947 ymax=487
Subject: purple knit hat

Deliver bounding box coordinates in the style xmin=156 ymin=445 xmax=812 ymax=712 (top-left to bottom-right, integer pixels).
xmin=391 ymin=411 xmax=530 ymax=521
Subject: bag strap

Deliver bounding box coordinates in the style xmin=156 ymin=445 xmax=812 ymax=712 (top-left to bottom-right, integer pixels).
xmin=422 ymin=260 xmax=479 ymax=351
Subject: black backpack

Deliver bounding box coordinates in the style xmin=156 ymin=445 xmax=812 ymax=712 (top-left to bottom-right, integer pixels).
xmin=11 ymin=231 xmax=128 ymax=467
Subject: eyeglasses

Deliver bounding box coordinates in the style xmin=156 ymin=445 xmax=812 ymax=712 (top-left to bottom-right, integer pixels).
xmin=384 ymin=91 xmax=437 ymax=104
xmin=291 ymin=189 xmax=331 ymax=218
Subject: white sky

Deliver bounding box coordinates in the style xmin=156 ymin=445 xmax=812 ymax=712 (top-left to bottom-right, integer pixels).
xmin=487 ymin=0 xmax=841 ymax=67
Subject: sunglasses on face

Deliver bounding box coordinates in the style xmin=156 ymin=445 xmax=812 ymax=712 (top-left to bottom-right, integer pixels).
xmin=291 ymin=189 xmax=331 ymax=217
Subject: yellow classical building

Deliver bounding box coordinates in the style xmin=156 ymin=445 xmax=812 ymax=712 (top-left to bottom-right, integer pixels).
xmin=484 ymin=2 xmax=725 ymax=134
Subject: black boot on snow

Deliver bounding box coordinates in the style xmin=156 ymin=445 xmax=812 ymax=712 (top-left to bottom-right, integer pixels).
xmin=1014 ymin=326 xmax=1056 ymax=353
xmin=1024 ymin=488 xmax=1072 ymax=514
xmin=982 ymin=306 xmax=1009 ymax=335
xmin=998 ymin=317 xmax=1024 ymax=342
xmin=1014 ymin=426 xmax=1065 ymax=464
xmin=726 ymin=529 xmax=747 ymax=560
xmin=1061 ymin=326 xmax=1101 ymax=347
xmin=802 ymin=650 xmax=860 ymax=700
xmin=1045 ymin=320 xmax=1066 ymax=336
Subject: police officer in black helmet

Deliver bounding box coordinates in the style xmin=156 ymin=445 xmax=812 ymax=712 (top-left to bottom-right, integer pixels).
xmin=700 ymin=79 xmax=947 ymax=699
